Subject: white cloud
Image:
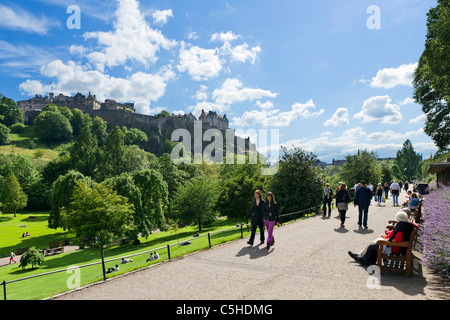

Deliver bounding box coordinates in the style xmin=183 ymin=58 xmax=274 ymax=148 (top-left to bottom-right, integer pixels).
xmin=211 ymin=30 xmax=261 ymax=64
xmin=81 ymin=0 xmax=176 ymax=71
xmin=187 ymin=32 xmax=199 ymax=40
xmin=152 ymin=9 xmax=173 ymax=25
xmin=367 ymin=128 xmax=423 ymax=141
xmin=177 ymin=43 xmax=223 ymax=81
xmin=19 ymin=59 xmax=175 ymax=115
xmin=0 ymin=4 xmax=59 ymax=35
xmin=354 ymin=95 xmax=402 ymax=124
xmin=324 ymin=107 xmax=350 ymax=127
xmin=212 ymin=78 xmax=278 ymax=106
xmin=232 ymin=99 xmax=324 ymax=128
xmin=398 ymin=97 xmax=415 ymax=105
xmin=409 ymin=114 xmax=427 ymax=124
xmin=370 ymin=63 xmax=418 ymax=89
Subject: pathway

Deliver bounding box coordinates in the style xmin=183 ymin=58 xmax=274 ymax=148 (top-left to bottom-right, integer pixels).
xmin=51 ymin=190 xmax=445 ymax=300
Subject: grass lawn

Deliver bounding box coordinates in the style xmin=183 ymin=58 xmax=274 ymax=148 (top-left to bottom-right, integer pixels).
xmin=0 ymin=212 xmax=252 ymax=300
xmin=0 ymin=125 xmax=73 ymax=169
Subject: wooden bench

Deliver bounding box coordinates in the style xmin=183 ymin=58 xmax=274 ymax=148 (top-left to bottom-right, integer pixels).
xmin=376 ymin=228 xmax=417 ymax=277
xmin=44 ymin=247 xmax=64 ymax=256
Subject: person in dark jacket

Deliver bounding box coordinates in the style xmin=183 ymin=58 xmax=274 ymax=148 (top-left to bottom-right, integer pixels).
xmin=335 ymin=183 xmax=351 ymax=227
xmin=247 ymin=190 xmax=265 ymax=246
xmin=322 ymin=183 xmax=333 ymax=217
xmin=354 ymin=180 xmax=373 ymax=229
xmin=263 ymin=192 xmax=280 ymax=250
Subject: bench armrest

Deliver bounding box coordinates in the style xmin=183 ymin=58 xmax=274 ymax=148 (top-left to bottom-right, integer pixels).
xmin=376 ymin=240 xmax=409 ymax=247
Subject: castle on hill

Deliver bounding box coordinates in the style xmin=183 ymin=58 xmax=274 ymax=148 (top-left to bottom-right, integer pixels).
xmin=17 ymin=92 xmax=244 ymax=156
xmin=17 ymin=92 xmax=229 ymax=130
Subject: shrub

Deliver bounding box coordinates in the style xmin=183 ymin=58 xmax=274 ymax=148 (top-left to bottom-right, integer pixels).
xmin=420 ymin=186 xmax=450 ymax=281
xmin=10 ymin=123 xmax=26 ymax=134
xmin=19 ymin=247 xmax=44 ymax=269
xmin=0 ymin=123 xmax=10 ymax=145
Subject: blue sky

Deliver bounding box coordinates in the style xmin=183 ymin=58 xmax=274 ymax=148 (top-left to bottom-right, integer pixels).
xmin=0 ymin=0 xmax=439 ymax=162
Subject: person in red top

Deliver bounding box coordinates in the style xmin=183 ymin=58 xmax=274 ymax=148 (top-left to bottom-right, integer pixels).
xmin=348 ymin=211 xmax=416 ymax=265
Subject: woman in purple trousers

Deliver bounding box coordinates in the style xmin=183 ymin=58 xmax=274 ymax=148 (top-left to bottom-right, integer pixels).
xmin=263 ymin=192 xmax=280 ymax=250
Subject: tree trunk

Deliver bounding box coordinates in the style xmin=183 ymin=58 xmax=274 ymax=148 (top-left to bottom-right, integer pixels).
xmin=14 ymin=210 xmax=16 ymax=218
xmin=198 ymin=217 xmax=202 ymax=232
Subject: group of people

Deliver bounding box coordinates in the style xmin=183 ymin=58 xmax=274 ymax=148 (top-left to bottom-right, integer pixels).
xmin=324 ymin=179 xmax=415 ymax=229
xmin=105 ymin=264 xmax=120 ymax=274
xmin=145 ymin=251 xmax=160 ymax=262
xmin=247 ymin=190 xmax=280 ymax=250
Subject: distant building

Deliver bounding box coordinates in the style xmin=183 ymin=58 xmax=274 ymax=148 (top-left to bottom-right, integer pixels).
xmin=332 ymin=159 xmax=346 ymax=166
xmin=198 ymin=110 xmax=229 ymax=130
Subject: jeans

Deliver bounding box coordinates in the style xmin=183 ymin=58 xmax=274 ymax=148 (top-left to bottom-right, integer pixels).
xmin=264 ymin=220 xmax=275 ymax=245
xmin=384 ymin=189 xmax=389 ymax=199
xmin=358 ymin=205 xmax=369 ymax=227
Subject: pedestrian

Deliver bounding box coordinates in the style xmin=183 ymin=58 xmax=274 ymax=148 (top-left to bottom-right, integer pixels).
xmin=383 ymin=182 xmax=390 ymax=201
xmin=390 ymin=180 xmax=401 ymax=206
xmin=247 ymin=190 xmax=265 ymax=246
xmin=9 ymin=250 xmax=16 ymax=264
xmin=354 ymin=180 xmax=372 ymax=229
xmin=376 ymin=183 xmax=384 ymax=206
xmin=335 ymin=183 xmax=351 ymax=227
xmin=263 ymin=192 xmax=280 ymax=250
xmin=322 ymin=183 xmax=333 ymax=217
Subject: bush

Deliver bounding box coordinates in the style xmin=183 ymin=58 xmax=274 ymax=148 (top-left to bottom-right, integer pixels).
xmin=10 ymin=123 xmax=26 ymax=134
xmin=0 ymin=123 xmax=10 ymax=145
xmin=34 ymin=110 xmax=73 ymax=142
xmin=420 ymin=186 xmax=450 ymax=281
xmin=19 ymin=247 xmax=44 ymax=269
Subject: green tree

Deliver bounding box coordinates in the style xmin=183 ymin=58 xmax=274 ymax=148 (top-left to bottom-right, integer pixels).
xmin=0 ymin=171 xmax=28 ymax=217
xmin=70 ymin=125 xmax=99 ymax=177
xmin=0 ymin=94 xmax=23 ymax=126
xmin=216 ymin=155 xmax=268 ymax=224
xmin=0 ymin=153 xmax=40 ymax=188
xmin=157 ymin=153 xmax=189 ymax=219
xmin=49 ymin=170 xmax=94 ymax=229
xmin=19 ymin=247 xmax=44 ymax=269
xmin=413 ymin=0 xmax=450 ymax=151
xmin=0 ymin=123 xmax=10 ymax=145
xmin=172 ymin=177 xmax=219 ymax=232
xmin=392 ymin=139 xmax=421 ymax=182
xmin=92 ymin=116 xmax=108 ymax=147
xmin=34 ymin=110 xmax=73 ymax=142
xmin=380 ymin=160 xmax=393 ymax=185
xmin=339 ymin=150 xmax=381 ymax=194
xmin=62 ymin=180 xmax=135 ymax=278
xmin=123 ymin=127 xmax=148 ymax=146
xmin=70 ymin=108 xmax=91 ymax=137
xmin=269 ymin=147 xmax=324 ymax=215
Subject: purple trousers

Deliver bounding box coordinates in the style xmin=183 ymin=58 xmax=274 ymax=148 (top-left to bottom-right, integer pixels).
xmin=264 ymin=220 xmax=275 ymax=244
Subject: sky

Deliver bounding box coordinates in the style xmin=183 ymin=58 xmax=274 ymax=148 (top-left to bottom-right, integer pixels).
xmin=0 ymin=0 xmax=439 ymax=163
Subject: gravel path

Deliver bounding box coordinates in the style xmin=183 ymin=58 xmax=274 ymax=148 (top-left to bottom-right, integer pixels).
xmin=52 ymin=192 xmax=445 ymax=300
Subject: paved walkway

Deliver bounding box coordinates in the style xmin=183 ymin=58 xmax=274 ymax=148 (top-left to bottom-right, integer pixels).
xmin=52 ymin=191 xmax=446 ymax=300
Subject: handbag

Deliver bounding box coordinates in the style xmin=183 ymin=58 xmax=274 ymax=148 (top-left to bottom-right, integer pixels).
xmin=337 ymin=202 xmax=348 ymax=210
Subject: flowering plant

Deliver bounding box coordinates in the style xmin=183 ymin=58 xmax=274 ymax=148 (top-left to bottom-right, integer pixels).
xmin=420 ymin=186 xmax=450 ymax=281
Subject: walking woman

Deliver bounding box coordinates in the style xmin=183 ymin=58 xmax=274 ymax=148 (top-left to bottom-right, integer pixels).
xmin=263 ymin=192 xmax=280 ymax=250
xmin=335 ymin=183 xmax=351 ymax=227
xmin=247 ymin=190 xmax=265 ymax=246
xmin=376 ymin=183 xmax=384 ymax=206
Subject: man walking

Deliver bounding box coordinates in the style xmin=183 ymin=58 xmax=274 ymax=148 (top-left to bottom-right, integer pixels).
xmin=354 ymin=180 xmax=372 ymax=229
xmin=390 ymin=179 xmax=401 ymax=206
xmin=322 ymin=183 xmax=333 ymax=217
xmin=9 ymin=250 xmax=16 ymax=264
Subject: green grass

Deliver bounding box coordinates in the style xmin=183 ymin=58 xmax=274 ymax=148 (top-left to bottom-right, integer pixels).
xmin=0 ymin=212 xmax=252 ymax=300
xmin=0 ymin=212 xmax=74 ymax=257
xmin=0 ymin=125 xmax=73 ymax=169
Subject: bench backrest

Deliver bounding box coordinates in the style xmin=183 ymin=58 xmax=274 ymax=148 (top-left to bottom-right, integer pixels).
xmin=48 ymin=240 xmax=64 ymax=249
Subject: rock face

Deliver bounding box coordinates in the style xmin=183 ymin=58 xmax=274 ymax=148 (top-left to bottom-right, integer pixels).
xmin=17 ymin=93 xmax=253 ymax=157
